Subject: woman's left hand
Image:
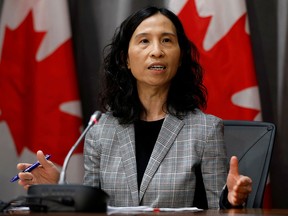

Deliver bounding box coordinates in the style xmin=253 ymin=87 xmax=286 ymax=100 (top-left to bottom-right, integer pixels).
xmin=226 ymin=156 xmax=253 ymax=207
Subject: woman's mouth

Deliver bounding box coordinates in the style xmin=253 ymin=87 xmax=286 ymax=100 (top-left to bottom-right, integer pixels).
xmin=148 ymin=65 xmax=167 ymax=70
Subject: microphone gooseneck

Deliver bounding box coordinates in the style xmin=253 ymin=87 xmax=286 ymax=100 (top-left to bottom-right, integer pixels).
xmin=58 ymin=111 xmax=102 ymax=184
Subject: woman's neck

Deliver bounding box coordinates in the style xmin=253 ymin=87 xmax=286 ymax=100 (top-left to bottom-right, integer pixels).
xmin=138 ymin=89 xmax=168 ymax=121
xmin=140 ymin=110 xmax=166 ymax=121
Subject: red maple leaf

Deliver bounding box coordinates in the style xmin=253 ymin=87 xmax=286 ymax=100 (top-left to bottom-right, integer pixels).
xmin=0 ymin=11 xmax=82 ymax=165
xmin=178 ymin=1 xmax=259 ymax=120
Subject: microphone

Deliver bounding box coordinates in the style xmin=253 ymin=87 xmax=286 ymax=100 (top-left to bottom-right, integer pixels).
xmin=26 ymin=111 xmax=109 ymax=212
xmin=58 ymin=111 xmax=102 ymax=184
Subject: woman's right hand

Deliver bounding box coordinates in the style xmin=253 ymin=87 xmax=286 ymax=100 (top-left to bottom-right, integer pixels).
xmin=17 ymin=150 xmax=60 ymax=190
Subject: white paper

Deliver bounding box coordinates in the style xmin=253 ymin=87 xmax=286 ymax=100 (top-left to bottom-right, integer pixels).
xmin=107 ymin=206 xmax=202 ymax=214
xmin=3 ymin=206 xmax=30 ymax=213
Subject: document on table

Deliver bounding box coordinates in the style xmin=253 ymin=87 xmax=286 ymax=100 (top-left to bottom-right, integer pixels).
xmin=2 ymin=206 xmax=30 ymax=214
xmin=108 ymin=206 xmax=202 ymax=214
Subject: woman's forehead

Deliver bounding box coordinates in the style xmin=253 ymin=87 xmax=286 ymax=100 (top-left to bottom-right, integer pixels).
xmin=132 ymin=13 xmax=177 ymax=36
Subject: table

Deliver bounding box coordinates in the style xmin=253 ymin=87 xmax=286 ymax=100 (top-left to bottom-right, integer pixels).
xmin=1 ymin=209 xmax=288 ymax=216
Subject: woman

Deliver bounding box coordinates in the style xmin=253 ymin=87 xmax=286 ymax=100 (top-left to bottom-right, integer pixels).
xmin=17 ymin=6 xmax=252 ymax=209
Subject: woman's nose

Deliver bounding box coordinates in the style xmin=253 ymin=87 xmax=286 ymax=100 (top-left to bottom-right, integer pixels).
xmin=150 ymin=43 xmax=164 ymax=57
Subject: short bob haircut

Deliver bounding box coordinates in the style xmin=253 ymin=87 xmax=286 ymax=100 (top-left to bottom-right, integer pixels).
xmin=100 ymin=6 xmax=207 ymax=124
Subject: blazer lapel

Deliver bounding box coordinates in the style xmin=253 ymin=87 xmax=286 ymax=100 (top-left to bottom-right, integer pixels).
xmin=139 ymin=114 xmax=184 ymax=200
xmin=117 ymin=124 xmax=139 ymax=205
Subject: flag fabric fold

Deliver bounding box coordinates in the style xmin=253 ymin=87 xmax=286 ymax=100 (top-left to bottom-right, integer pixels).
xmin=0 ymin=0 xmax=83 ymax=201
xmin=167 ymin=0 xmax=261 ymax=121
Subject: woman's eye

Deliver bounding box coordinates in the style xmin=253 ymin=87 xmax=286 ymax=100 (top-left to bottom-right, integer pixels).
xmin=140 ymin=39 xmax=149 ymax=44
xmin=163 ymin=38 xmax=171 ymax=43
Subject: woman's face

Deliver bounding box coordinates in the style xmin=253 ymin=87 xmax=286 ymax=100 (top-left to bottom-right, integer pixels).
xmin=127 ymin=13 xmax=181 ymax=90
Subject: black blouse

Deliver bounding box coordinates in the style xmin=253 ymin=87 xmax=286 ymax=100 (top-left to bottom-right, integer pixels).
xmin=134 ymin=118 xmax=164 ymax=189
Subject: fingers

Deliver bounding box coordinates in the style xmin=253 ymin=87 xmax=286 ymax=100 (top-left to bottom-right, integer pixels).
xmin=18 ymin=178 xmax=31 ymax=190
xmin=18 ymin=178 xmax=33 ymax=190
xmin=17 ymin=163 xmax=32 ymax=171
xmin=37 ymin=150 xmax=51 ymax=168
xmin=227 ymin=157 xmax=253 ymax=206
xmin=234 ymin=176 xmax=252 ymax=192
xmin=18 ymin=171 xmax=33 ymax=180
xmin=15 ymin=150 xmax=56 ymax=189
xmin=17 ymin=150 xmax=48 ymax=171
xmin=229 ymin=156 xmax=239 ymax=176
xmin=239 ymin=176 xmax=252 ymax=186
xmin=228 ymin=176 xmax=253 ymax=206
xmin=229 ymin=156 xmax=252 ymax=188
xmin=231 ymin=176 xmax=252 ymax=197
xmin=228 ymin=187 xmax=251 ymax=206
xmin=229 ymin=192 xmax=247 ymax=206
xmin=18 ymin=172 xmax=34 ymax=190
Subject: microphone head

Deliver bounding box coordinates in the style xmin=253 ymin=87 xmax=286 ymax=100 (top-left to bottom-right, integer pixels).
xmin=88 ymin=111 xmax=102 ymax=126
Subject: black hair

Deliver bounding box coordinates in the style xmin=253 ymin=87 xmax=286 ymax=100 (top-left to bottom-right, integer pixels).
xmin=99 ymin=6 xmax=207 ymax=124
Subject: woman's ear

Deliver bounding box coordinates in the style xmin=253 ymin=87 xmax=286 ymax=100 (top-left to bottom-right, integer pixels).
xmin=127 ymin=58 xmax=130 ymax=69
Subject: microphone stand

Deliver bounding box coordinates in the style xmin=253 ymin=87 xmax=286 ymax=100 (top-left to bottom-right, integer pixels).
xmin=26 ymin=111 xmax=109 ymax=212
xmin=58 ymin=111 xmax=101 ymax=185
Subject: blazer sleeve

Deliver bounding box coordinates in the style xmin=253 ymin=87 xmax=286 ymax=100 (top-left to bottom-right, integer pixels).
xmin=83 ymin=124 xmax=101 ymax=187
xmin=201 ymin=117 xmax=227 ymax=209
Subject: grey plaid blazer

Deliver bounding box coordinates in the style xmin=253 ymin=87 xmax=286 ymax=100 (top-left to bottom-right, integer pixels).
xmin=83 ymin=109 xmax=227 ymax=209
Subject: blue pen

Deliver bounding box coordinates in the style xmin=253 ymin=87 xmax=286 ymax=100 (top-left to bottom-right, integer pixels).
xmin=10 ymin=154 xmax=51 ymax=182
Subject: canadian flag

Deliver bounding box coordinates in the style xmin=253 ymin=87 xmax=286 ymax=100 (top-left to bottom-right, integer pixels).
xmin=0 ymin=0 xmax=83 ymax=201
xmin=167 ymin=0 xmax=269 ymax=208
